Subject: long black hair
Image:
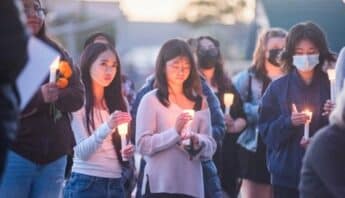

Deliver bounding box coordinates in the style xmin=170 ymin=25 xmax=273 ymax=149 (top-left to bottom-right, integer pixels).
xmin=281 ymin=21 xmax=336 ymax=71
xmin=196 ymin=36 xmax=232 ymax=98
xmin=80 ymin=43 xmax=127 ymax=164
xmin=154 ymin=39 xmax=202 ymax=107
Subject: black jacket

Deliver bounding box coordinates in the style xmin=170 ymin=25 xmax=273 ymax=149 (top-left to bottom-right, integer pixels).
xmin=0 ymin=0 xmax=28 ymax=176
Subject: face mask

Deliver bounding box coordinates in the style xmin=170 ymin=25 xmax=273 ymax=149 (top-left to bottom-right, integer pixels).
xmin=292 ymin=54 xmax=319 ymax=72
xmin=267 ymin=49 xmax=283 ymax=67
xmin=197 ymin=48 xmax=219 ymax=69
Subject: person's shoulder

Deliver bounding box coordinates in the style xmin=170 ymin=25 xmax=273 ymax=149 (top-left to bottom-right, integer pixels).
xmin=140 ymin=89 xmax=158 ymax=104
xmin=269 ymin=73 xmax=289 ymax=89
xmin=308 ymin=125 xmax=345 ymax=156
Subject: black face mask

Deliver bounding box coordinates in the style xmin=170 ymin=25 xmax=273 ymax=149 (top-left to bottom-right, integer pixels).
xmin=267 ymin=48 xmax=283 ymax=67
xmin=197 ymin=48 xmax=219 ymax=69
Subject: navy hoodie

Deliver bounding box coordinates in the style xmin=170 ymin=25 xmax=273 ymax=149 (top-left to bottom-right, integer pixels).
xmin=258 ymin=67 xmax=330 ymax=189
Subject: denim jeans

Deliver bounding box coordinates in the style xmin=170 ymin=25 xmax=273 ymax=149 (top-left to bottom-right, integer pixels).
xmin=135 ymin=159 xmax=222 ymax=198
xmin=64 ymin=172 xmax=124 ymax=198
xmin=202 ymin=160 xmax=223 ymax=198
xmin=0 ymin=150 xmax=66 ymax=198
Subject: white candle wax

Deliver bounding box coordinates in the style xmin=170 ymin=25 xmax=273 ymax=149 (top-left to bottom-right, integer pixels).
xmin=327 ymin=69 xmax=336 ymax=102
xmin=303 ymin=110 xmax=313 ymax=140
xmin=224 ymin=93 xmax=234 ymax=115
xmin=49 ymin=57 xmax=60 ymax=83
xmin=117 ymin=123 xmax=128 ymax=161
xmin=182 ymin=109 xmax=195 ymax=145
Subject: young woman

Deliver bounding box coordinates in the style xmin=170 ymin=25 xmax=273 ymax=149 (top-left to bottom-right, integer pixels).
xmin=233 ymin=28 xmax=287 ymax=198
xmin=258 ymin=22 xmax=336 ymax=198
xmin=63 ymin=43 xmax=134 ymax=198
xmin=196 ymin=36 xmax=247 ymax=198
xmin=0 ymin=0 xmax=84 ymax=197
xmin=136 ymin=39 xmax=216 ymax=198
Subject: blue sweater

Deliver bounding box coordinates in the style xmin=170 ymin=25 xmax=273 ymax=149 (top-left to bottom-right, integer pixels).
xmin=258 ymin=68 xmax=330 ymax=188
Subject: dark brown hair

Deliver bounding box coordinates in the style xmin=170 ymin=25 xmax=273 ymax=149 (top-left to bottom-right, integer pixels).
xmin=83 ymin=32 xmax=115 ymax=49
xmin=281 ymin=21 xmax=336 ymax=71
xmin=154 ymin=39 xmax=202 ymax=107
xmin=196 ymin=36 xmax=232 ymax=94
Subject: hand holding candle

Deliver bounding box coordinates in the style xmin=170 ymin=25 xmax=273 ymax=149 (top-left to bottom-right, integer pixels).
xmin=327 ymin=69 xmax=336 ymax=102
xmin=182 ymin=109 xmax=195 ymax=145
xmin=224 ymin=93 xmax=234 ymax=115
xmin=302 ymin=109 xmax=313 ymax=140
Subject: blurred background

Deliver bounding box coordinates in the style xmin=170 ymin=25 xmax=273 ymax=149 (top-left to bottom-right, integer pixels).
xmin=42 ymin=0 xmax=345 ymax=89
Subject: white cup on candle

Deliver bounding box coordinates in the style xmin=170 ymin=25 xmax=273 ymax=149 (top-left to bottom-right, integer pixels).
xmin=327 ymin=69 xmax=336 ymax=102
xmin=302 ymin=109 xmax=313 ymax=140
xmin=49 ymin=57 xmax=60 ymax=83
xmin=182 ymin=109 xmax=195 ymax=145
xmin=224 ymin=93 xmax=234 ymax=115
xmin=117 ymin=123 xmax=129 ymax=161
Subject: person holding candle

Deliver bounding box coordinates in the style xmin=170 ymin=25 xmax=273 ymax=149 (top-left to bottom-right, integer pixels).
xmin=258 ymin=21 xmax=336 ymax=198
xmin=63 ymin=43 xmax=134 ymax=198
xmin=299 ymin=86 xmax=345 ymax=198
xmin=0 ymin=0 xmax=84 ymax=197
xmin=196 ymin=35 xmax=247 ymax=198
xmin=136 ymin=39 xmax=216 ymax=198
xmin=233 ymin=28 xmax=287 ymax=198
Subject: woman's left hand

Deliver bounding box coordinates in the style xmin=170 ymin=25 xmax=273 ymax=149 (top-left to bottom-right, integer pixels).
xmin=122 ymin=144 xmax=135 ymax=159
xmin=190 ymin=134 xmax=200 ymax=148
xmin=322 ymin=99 xmax=335 ymax=116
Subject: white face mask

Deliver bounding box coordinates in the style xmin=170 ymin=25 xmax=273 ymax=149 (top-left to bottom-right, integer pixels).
xmin=292 ymin=54 xmax=319 ymax=72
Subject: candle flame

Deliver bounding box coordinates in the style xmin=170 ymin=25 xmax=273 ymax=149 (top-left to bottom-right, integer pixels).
xmin=303 ymin=109 xmax=313 ymax=122
xmin=183 ymin=109 xmax=195 ymax=118
xmin=117 ymin=123 xmax=128 ymax=136
xmin=50 ymin=56 xmax=60 ymax=70
xmin=327 ymin=69 xmax=336 ymax=80
xmin=224 ymin=93 xmax=234 ymax=108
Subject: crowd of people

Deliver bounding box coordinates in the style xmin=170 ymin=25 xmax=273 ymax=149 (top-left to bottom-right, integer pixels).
xmin=1 ymin=0 xmax=345 ymax=198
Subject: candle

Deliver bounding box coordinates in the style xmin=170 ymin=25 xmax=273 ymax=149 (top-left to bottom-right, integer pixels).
xmin=224 ymin=93 xmax=234 ymax=115
xmin=303 ymin=109 xmax=313 ymax=140
xmin=182 ymin=109 xmax=195 ymax=145
xmin=49 ymin=57 xmax=60 ymax=83
xmin=327 ymin=69 xmax=336 ymax=102
xmin=117 ymin=123 xmax=128 ymax=161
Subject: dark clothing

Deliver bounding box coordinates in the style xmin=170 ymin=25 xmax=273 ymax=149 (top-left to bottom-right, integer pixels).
xmin=215 ymin=85 xmax=246 ymax=197
xmin=259 ymin=68 xmax=330 ymax=189
xmin=273 ymin=185 xmax=299 ymax=198
xmin=0 ymin=0 xmax=28 ymax=178
xmin=233 ymin=68 xmax=271 ymax=184
xmin=238 ymin=135 xmax=270 ymax=184
xmin=131 ymin=76 xmax=225 ymax=198
xmin=11 ymin=55 xmax=84 ymax=164
xmin=299 ymin=124 xmax=345 ymax=198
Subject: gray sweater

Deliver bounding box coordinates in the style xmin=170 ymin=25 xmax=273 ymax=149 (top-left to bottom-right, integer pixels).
xmin=136 ymin=89 xmax=216 ymax=197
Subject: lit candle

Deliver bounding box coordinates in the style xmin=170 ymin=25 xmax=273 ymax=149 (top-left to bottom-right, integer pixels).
xmin=182 ymin=109 xmax=195 ymax=145
xmin=327 ymin=69 xmax=336 ymax=102
xmin=303 ymin=109 xmax=313 ymax=140
xmin=224 ymin=93 xmax=234 ymax=115
xmin=49 ymin=57 xmax=60 ymax=83
xmin=117 ymin=123 xmax=129 ymax=161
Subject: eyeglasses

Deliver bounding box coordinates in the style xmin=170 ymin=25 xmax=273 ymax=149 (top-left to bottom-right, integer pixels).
xmin=24 ymin=6 xmax=46 ymax=17
xmin=168 ymin=65 xmax=191 ymax=73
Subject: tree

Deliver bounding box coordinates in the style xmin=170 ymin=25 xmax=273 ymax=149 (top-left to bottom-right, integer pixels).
xmin=178 ymin=0 xmax=249 ymax=25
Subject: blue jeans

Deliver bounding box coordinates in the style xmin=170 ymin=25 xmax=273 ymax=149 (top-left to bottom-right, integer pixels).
xmin=202 ymin=160 xmax=223 ymax=198
xmin=64 ymin=172 xmax=124 ymax=198
xmin=0 ymin=150 xmax=66 ymax=198
xmin=135 ymin=159 xmax=222 ymax=198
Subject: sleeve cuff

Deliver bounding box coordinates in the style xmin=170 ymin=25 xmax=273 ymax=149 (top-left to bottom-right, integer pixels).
xmin=94 ymin=122 xmax=112 ymax=143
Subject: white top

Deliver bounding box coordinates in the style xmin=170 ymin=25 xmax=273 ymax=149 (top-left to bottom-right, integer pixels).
xmin=136 ymin=89 xmax=216 ymax=198
xmin=71 ymin=107 xmax=122 ymax=178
